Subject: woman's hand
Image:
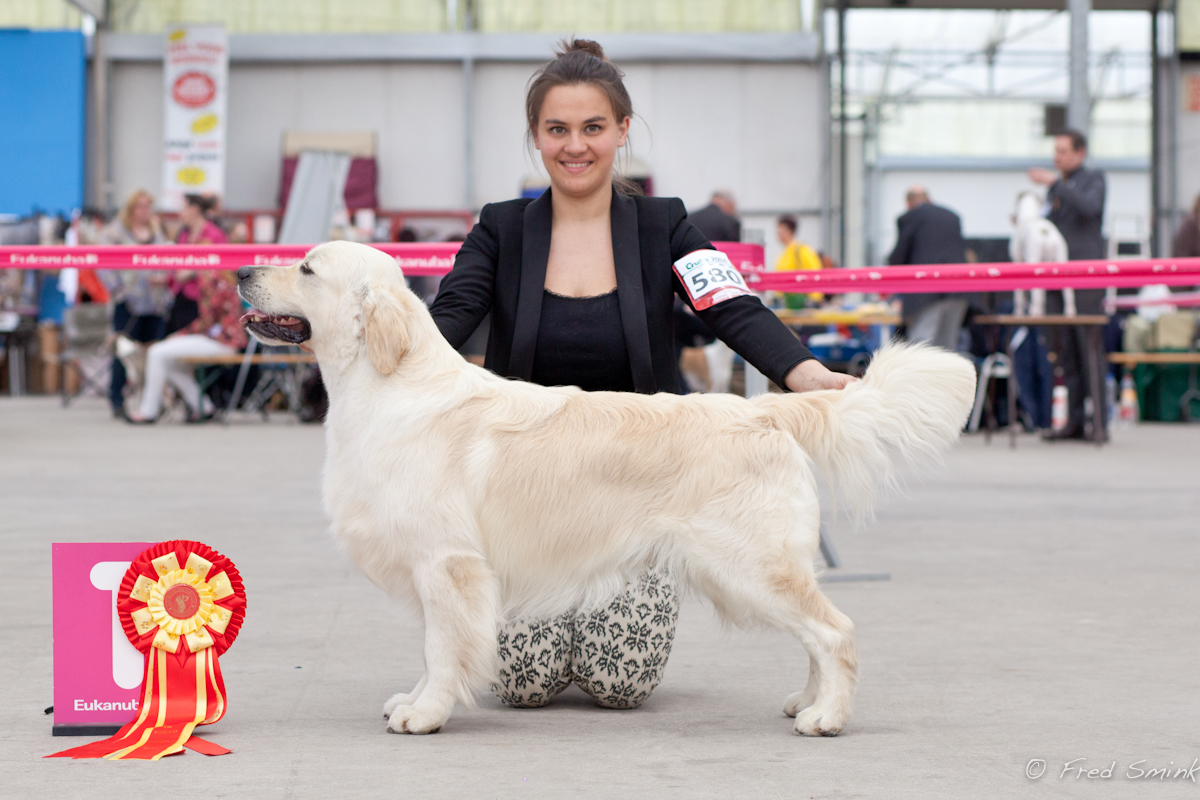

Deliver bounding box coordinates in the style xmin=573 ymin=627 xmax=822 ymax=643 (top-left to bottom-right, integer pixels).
xmin=783 ymin=359 xmax=856 ymax=393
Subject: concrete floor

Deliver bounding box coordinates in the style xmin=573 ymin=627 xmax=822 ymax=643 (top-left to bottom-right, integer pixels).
xmin=2 ymin=396 xmax=1198 ymax=799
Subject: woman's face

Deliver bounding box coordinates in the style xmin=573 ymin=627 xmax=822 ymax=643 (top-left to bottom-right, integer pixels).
xmin=777 ymin=223 xmax=794 ymax=245
xmin=533 ymin=83 xmax=629 ymax=199
xmin=181 ymin=201 xmax=203 ymax=226
xmin=131 ymin=196 xmax=153 ymax=226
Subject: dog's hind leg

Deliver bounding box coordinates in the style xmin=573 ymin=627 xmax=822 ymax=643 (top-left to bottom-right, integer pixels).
xmin=386 ymin=554 xmax=499 ymax=735
xmin=700 ymin=546 xmax=857 ymax=736
xmin=382 ymin=673 xmax=426 ymax=719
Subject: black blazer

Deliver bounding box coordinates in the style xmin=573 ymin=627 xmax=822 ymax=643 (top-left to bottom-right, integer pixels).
xmin=886 ymin=202 xmax=966 ymax=267
xmin=1047 ymin=166 xmax=1106 ymax=260
xmin=429 ymin=189 xmax=813 ymax=394
xmin=886 ymin=202 xmax=968 ymax=323
xmin=687 ymin=203 xmax=742 ymax=243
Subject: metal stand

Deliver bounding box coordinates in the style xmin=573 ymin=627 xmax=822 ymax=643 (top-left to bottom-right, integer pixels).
xmin=817 ymin=523 xmax=891 ymax=583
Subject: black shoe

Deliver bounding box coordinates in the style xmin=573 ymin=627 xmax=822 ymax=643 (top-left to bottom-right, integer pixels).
xmin=185 ymin=410 xmax=215 ymax=424
xmin=1041 ymin=427 xmax=1084 ymax=441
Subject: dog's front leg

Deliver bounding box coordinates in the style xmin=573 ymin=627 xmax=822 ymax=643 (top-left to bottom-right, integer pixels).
xmin=386 ymin=554 xmax=499 ymax=735
xmin=382 ymin=673 xmax=426 ymax=719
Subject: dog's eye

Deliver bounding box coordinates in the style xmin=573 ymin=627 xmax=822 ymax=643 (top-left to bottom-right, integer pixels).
xmin=299 ymin=264 xmax=314 ymax=276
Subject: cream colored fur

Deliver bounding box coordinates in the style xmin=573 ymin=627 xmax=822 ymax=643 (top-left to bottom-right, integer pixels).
xmin=238 ymin=241 xmax=978 ymax=737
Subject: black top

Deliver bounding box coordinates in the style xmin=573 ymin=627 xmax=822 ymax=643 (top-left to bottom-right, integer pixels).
xmin=886 ymin=202 xmax=966 ymax=267
xmin=429 ymin=189 xmax=814 ymax=394
xmin=1047 ymin=166 xmax=1106 ymax=260
xmin=530 ymin=289 xmax=635 ymax=392
xmin=687 ymin=203 xmax=742 ymax=243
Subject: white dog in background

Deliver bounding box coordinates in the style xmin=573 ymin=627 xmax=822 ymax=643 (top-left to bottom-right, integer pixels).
xmin=1011 ymin=191 xmax=1074 ymax=317
xmin=237 ymin=241 xmax=976 ymax=738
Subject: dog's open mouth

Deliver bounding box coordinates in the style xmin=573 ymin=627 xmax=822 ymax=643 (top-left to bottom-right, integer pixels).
xmin=241 ymin=311 xmax=312 ymax=344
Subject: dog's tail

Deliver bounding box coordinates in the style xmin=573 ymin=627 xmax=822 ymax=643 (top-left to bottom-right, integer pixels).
xmin=753 ymin=341 xmax=977 ymax=522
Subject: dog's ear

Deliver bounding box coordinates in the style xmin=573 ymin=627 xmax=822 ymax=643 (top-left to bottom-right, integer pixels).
xmin=361 ymin=287 xmax=410 ymax=375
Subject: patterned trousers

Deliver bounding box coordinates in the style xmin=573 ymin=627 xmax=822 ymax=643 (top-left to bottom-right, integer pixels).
xmin=493 ymin=567 xmax=680 ymax=709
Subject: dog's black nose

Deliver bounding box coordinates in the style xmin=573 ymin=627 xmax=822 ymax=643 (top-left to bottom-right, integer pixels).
xmin=237 ymin=266 xmax=255 ymax=283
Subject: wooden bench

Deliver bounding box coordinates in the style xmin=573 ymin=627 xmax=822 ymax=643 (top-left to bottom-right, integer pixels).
xmin=178 ymin=354 xmax=316 ymax=366
xmin=1107 ymin=352 xmax=1200 ymax=365
xmin=179 ymin=352 xmax=317 ymax=420
xmin=1108 ymin=352 xmax=1200 ymax=423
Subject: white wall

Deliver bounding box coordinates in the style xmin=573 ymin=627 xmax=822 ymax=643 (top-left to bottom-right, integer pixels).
xmin=105 ymin=58 xmax=823 ymax=221
xmin=877 ymin=168 xmax=1150 ymax=261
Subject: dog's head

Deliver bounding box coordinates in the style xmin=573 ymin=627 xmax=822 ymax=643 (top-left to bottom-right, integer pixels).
xmin=1013 ymin=191 xmax=1043 ymax=225
xmin=237 ymin=241 xmax=421 ymax=375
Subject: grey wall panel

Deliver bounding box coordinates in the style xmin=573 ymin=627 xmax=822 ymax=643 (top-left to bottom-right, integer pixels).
xmin=471 ymin=62 xmax=540 ymax=208
xmin=470 ymin=60 xmax=823 ymax=214
xmin=1179 ymin=64 xmax=1200 ymax=228
xmin=109 ymin=62 xmax=164 ymax=210
xmin=107 ymin=57 xmax=821 ymax=222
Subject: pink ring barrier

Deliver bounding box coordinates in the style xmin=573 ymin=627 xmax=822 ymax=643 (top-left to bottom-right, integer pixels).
xmin=744 ymin=257 xmax=1200 ymax=294
xmin=2 ymin=243 xmax=1198 ymax=293
xmin=0 ymin=241 xmax=768 ymax=274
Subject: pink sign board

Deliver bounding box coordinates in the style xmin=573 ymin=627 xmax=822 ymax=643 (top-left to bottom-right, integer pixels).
xmin=52 ymin=542 xmax=153 ymax=731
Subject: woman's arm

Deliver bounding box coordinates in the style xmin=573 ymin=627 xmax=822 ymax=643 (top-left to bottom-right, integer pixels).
xmin=667 ymin=199 xmax=852 ymax=392
xmin=429 ymin=206 xmax=499 ymax=349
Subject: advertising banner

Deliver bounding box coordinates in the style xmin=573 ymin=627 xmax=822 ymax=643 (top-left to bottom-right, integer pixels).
xmin=161 ymin=24 xmax=227 ymax=211
xmin=52 ymin=542 xmax=153 ymax=734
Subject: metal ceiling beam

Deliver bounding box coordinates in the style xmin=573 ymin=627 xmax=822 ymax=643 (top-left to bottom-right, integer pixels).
xmin=839 ymin=0 xmax=1156 ymax=10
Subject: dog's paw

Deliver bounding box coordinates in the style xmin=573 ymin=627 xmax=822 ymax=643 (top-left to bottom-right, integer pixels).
xmin=383 ymin=692 xmax=417 ymax=719
xmin=782 ymin=688 xmax=817 ymax=718
xmin=386 ymin=704 xmax=444 ymax=735
xmin=793 ymin=704 xmax=845 ymax=737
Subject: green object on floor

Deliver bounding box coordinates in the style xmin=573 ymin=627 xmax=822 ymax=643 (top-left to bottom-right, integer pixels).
xmin=1134 ymin=356 xmax=1200 ymax=422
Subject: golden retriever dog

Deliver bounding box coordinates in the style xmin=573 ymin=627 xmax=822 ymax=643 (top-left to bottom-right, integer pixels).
xmin=237 ymin=241 xmax=976 ymax=737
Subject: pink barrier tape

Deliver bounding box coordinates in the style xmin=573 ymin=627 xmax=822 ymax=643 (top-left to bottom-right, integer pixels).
xmin=1109 ymin=291 xmax=1200 ymax=309
xmin=4 ymin=243 xmax=1196 ymax=294
xmin=0 ymin=241 xmax=766 ymax=274
xmin=745 ymin=258 xmax=1200 ymax=294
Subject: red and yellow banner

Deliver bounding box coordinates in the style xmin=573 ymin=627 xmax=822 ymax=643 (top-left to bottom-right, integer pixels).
xmin=48 ymin=541 xmax=246 ymax=761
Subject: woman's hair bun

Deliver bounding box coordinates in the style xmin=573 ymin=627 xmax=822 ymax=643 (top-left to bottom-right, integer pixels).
xmin=557 ymin=38 xmax=606 ymax=60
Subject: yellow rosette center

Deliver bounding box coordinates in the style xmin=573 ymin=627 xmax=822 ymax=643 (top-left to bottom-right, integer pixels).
xmin=146 ymin=569 xmax=216 ymax=647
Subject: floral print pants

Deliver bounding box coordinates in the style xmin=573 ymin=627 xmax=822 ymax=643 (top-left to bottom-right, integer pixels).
xmin=493 ymin=567 xmax=680 ymax=709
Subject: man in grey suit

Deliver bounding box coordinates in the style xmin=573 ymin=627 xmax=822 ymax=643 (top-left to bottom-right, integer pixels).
xmin=887 ymin=186 xmax=967 ymax=343
xmin=688 ymin=190 xmax=742 ymax=243
xmin=1029 ymin=129 xmax=1107 ymax=440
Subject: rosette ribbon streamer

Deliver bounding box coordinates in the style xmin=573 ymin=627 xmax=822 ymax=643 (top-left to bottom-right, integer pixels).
xmin=48 ymin=541 xmax=246 ymax=760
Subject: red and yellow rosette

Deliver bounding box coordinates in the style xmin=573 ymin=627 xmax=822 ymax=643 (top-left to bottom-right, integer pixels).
xmin=48 ymin=541 xmax=246 ymax=760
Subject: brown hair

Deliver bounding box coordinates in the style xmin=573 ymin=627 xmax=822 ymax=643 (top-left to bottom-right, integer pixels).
xmin=1059 ymin=128 xmax=1087 ymax=152
xmin=777 ymin=214 xmax=798 ymax=234
xmin=184 ymin=193 xmax=218 ymax=217
xmin=525 ymin=39 xmax=642 ymax=195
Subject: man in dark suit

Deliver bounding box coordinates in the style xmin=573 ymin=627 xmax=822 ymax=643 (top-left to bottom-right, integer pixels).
xmin=688 ymin=190 xmax=741 ymax=242
xmin=1029 ymin=129 xmax=1108 ymax=439
xmin=887 ymin=186 xmax=967 ymax=331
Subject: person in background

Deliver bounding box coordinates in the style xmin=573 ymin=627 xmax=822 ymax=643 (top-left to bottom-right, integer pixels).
xmin=126 ymin=269 xmax=246 ymax=424
xmin=99 ymin=190 xmax=172 ymax=418
xmin=887 ymin=186 xmax=966 ymax=332
xmin=167 ymin=194 xmax=227 ymax=335
xmin=1028 ymin=129 xmax=1107 ymax=440
xmin=1172 ymin=193 xmax=1200 ymax=258
xmin=774 ymin=214 xmax=823 ymax=310
xmin=687 ymin=190 xmax=741 ymax=242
